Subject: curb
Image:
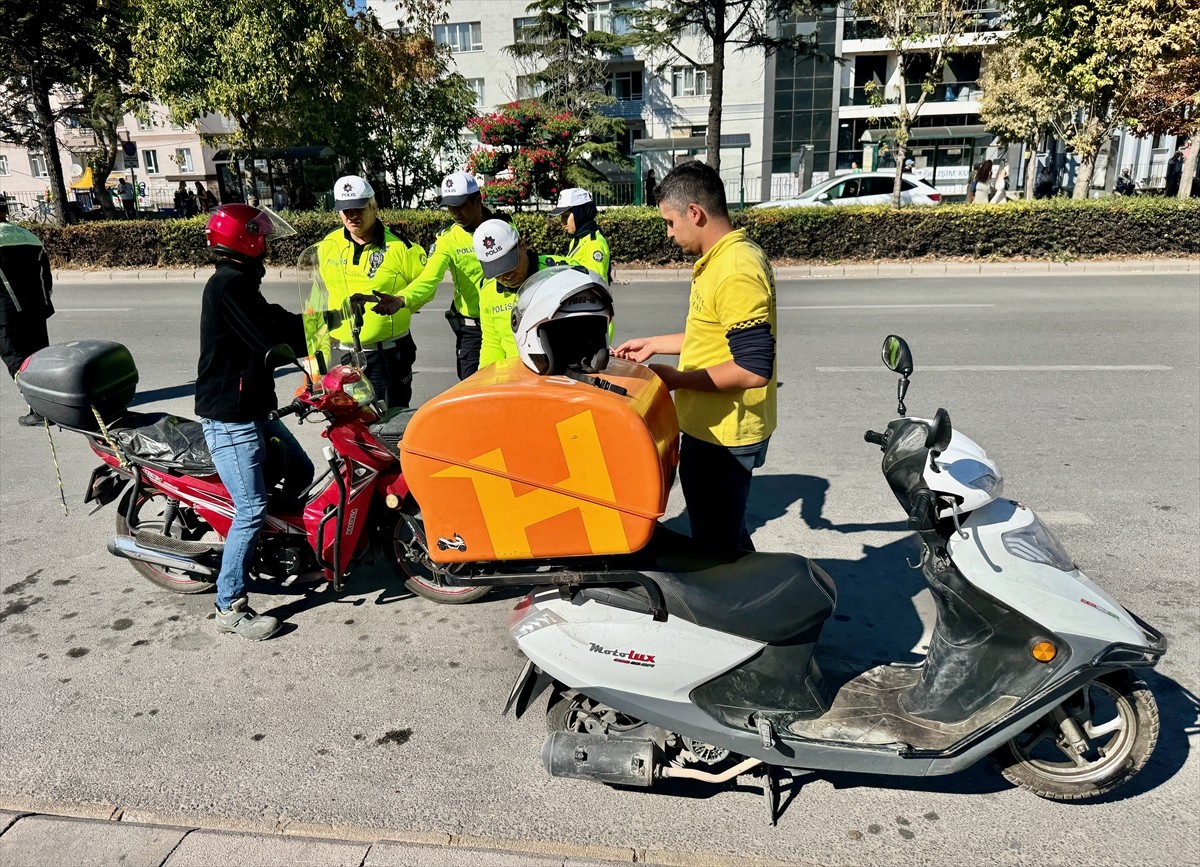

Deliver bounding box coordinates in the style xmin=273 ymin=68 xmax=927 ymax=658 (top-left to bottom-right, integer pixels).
xmin=0 ymin=796 xmax=803 ymax=867
xmin=50 ymin=257 xmax=1200 ymax=285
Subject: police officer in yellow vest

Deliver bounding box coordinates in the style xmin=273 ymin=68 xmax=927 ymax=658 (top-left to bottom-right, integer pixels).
xmin=317 ymin=175 xmax=426 ymax=408
xmin=550 ymin=188 xmax=611 ymax=284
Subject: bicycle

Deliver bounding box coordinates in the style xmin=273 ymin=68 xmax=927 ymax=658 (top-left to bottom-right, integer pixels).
xmin=5 ymin=199 xmax=56 ymax=225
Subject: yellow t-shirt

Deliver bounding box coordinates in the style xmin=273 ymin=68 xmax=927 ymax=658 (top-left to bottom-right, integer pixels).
xmin=675 ymin=229 xmax=777 ymax=447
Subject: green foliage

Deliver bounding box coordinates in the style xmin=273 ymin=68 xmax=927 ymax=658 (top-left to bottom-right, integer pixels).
xmin=36 ymin=200 xmax=1200 ymax=269
xmin=468 ymin=102 xmax=592 ymax=204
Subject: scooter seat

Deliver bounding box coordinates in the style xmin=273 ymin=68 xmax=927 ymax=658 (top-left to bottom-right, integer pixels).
xmin=626 ymin=527 xmax=836 ymax=644
xmin=107 ymin=412 xmax=216 ymax=475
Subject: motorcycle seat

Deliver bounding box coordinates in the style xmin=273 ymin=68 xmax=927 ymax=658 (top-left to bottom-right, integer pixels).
xmin=623 ymin=526 xmax=837 ymax=644
xmin=105 ymin=412 xmax=217 ymax=475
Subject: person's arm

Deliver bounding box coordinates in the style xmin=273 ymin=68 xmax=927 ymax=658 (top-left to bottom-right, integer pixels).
xmin=397 ymin=241 xmax=452 ymax=312
xmin=612 ymin=332 xmax=685 ymax=362
xmin=649 ymin=360 xmax=768 ymax=392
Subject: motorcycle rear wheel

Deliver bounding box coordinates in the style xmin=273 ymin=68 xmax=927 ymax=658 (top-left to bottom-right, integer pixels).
xmin=389 ymin=507 xmax=489 ymax=604
xmin=991 ymin=671 xmax=1159 ymax=800
xmin=115 ymin=488 xmax=218 ymax=594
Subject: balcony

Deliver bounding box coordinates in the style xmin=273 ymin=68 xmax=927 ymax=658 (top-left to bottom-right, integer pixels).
xmin=842 ymin=80 xmax=981 ymax=107
xmin=601 ymin=98 xmax=646 ymax=119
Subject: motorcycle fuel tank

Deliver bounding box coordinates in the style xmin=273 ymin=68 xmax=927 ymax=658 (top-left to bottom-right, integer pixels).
xmin=401 ymin=357 xmax=679 ymax=563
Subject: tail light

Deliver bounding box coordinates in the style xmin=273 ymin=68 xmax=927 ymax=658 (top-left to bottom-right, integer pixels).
xmin=928 ymin=192 xmax=942 ymax=203
xmin=508 ymin=595 xmax=533 ymax=629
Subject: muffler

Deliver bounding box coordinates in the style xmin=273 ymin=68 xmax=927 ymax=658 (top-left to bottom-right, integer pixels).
xmin=107 ymin=534 xmax=218 ymax=576
xmin=541 ymin=732 xmax=658 ymax=787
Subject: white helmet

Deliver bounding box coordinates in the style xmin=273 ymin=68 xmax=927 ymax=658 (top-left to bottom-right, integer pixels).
xmin=511 ymin=266 xmax=614 ymax=376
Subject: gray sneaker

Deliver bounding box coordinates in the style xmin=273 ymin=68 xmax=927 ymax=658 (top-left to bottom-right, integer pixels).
xmin=215 ymin=597 xmax=280 ymax=641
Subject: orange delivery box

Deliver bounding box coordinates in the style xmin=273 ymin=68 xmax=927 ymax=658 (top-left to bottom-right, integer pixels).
xmin=400 ymin=356 xmax=680 ymax=564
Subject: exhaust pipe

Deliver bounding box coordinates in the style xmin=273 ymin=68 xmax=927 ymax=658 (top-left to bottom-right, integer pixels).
xmin=107 ymin=535 xmax=217 ymax=577
xmin=541 ymin=732 xmax=658 ymax=787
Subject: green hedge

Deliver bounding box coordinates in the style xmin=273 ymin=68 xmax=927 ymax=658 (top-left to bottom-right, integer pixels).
xmin=33 ymin=197 xmax=1200 ymax=269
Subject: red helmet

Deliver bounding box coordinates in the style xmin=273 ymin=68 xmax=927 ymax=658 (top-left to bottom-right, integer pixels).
xmin=204 ymin=204 xmax=296 ymax=260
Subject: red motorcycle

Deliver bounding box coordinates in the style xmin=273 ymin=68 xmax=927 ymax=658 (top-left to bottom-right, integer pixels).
xmin=17 ymin=246 xmax=487 ymax=604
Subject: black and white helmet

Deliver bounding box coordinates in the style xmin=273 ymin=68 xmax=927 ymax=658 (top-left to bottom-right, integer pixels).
xmin=511 ymin=266 xmax=614 ymax=376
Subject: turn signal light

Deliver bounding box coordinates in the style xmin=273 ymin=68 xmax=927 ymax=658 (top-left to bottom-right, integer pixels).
xmin=1031 ymin=640 xmax=1058 ymax=662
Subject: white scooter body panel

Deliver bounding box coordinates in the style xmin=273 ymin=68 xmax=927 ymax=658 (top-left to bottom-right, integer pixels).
xmin=906 ymin=421 xmax=1002 ymax=517
xmin=513 ymin=590 xmax=764 ymax=703
xmin=948 ymin=499 xmax=1146 ymax=646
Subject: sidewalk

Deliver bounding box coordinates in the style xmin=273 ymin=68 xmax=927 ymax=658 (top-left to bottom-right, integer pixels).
xmin=50 ymin=256 xmax=1200 ymax=284
xmin=0 ymin=803 xmax=796 ymax=867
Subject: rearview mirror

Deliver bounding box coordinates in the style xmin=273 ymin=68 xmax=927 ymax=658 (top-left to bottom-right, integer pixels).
xmin=265 ymin=344 xmax=297 ymax=369
xmin=881 ymin=335 xmax=913 ymax=376
xmin=816 ymin=192 xmax=831 ymax=202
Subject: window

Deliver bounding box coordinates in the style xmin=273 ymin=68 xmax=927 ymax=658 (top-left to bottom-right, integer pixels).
xmin=143 ymin=149 xmax=160 ymax=174
xmin=606 ymin=69 xmax=644 ymax=101
xmin=671 ymin=65 xmax=709 ymax=98
xmin=0 ymin=155 xmax=8 ymax=176
xmin=29 ymin=154 xmax=48 ymax=178
xmin=862 ymin=177 xmax=894 ymax=195
xmin=513 ymin=16 xmax=541 ymax=44
xmin=136 ymin=115 xmax=154 ymax=131
xmin=174 ymin=148 xmax=194 ymax=173
xmin=434 ymin=21 xmax=482 ymax=53
xmin=588 ymin=0 xmax=640 ymax=34
xmin=516 ymin=75 xmax=546 ymax=99
xmin=466 ymin=78 xmax=486 ymax=107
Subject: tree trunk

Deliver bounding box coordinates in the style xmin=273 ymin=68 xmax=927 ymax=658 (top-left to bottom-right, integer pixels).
xmin=1024 ymin=142 xmax=1037 ymax=200
xmin=706 ymin=0 xmax=726 ymax=173
xmin=1071 ymin=116 xmax=1105 ymax=199
xmin=32 ymin=85 xmax=70 ymax=224
xmin=1179 ymin=131 xmax=1200 ymax=201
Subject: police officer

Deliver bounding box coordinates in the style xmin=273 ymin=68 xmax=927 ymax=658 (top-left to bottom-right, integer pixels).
xmin=387 ymin=172 xmax=507 ymax=380
xmin=317 ymin=176 xmax=426 ymax=408
xmin=549 ymin=188 xmax=612 ymax=284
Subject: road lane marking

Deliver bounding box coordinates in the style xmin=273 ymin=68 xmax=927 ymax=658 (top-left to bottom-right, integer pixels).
xmin=56 ymin=307 xmax=133 ymax=312
xmin=816 ymin=365 xmax=1173 ymax=372
xmin=780 ymin=303 xmax=996 ymax=310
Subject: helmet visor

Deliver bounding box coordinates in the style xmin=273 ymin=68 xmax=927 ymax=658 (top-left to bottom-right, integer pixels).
xmin=248 ymin=204 xmax=297 ymax=242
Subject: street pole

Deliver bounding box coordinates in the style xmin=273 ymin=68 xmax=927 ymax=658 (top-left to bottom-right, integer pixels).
xmin=739 ymin=148 xmax=745 ymax=210
xmin=634 ymin=153 xmax=643 ymax=206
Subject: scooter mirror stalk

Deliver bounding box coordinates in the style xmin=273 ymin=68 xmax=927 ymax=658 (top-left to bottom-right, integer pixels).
xmin=882 ymin=335 xmax=913 ymax=416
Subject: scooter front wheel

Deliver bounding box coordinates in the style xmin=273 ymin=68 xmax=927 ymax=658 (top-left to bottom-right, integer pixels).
xmin=115 ymin=488 xmax=218 ymax=594
xmin=388 ymin=507 xmax=490 ymax=604
xmin=991 ymin=671 xmax=1159 ymax=800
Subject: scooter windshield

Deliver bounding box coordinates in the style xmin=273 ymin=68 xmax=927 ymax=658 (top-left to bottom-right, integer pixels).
xmin=297 ymin=244 xmax=365 ymax=383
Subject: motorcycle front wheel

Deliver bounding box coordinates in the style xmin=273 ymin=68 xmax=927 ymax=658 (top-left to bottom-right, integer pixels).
xmin=115 ymin=488 xmax=218 ymax=594
xmin=991 ymin=671 xmax=1159 ymax=800
xmin=388 ymin=506 xmax=489 ymax=604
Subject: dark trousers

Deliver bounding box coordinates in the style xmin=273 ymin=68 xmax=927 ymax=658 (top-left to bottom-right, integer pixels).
xmin=343 ymin=333 xmax=417 ymax=410
xmin=0 ymin=314 xmax=50 ymax=378
xmin=679 ymin=433 xmax=766 ymax=555
xmin=456 ymin=324 xmax=482 ymax=380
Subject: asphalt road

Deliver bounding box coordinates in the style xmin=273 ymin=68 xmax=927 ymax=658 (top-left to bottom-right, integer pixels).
xmin=1 ymin=271 xmax=1197 ymax=866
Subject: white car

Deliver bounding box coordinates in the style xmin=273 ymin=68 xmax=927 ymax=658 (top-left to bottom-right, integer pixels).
xmin=756 ymin=171 xmax=943 ymax=208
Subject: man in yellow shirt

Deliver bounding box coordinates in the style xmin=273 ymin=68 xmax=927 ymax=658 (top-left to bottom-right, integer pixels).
xmin=614 ymin=161 xmax=776 ymax=554
xmin=317 ymin=176 xmax=426 ymax=408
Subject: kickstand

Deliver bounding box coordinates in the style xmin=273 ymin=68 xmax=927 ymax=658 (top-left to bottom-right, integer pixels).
xmin=762 ymin=766 xmax=779 ymax=826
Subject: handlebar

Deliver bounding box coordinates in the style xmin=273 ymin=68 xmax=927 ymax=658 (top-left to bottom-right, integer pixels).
xmin=906 ymin=489 xmax=936 ymax=531
xmin=864 ymin=429 xmax=887 ymax=447
xmin=268 ymin=400 xmax=304 ymax=422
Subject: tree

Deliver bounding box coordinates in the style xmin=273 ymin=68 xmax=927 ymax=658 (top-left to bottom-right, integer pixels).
xmin=0 ymin=0 xmax=133 ymax=223
xmin=467 ymin=101 xmax=586 ymax=206
xmin=980 ymin=41 xmax=1071 ymax=199
xmin=852 ymin=0 xmax=981 ymax=208
xmin=1006 ymin=0 xmax=1182 ymax=199
xmin=628 ymin=1 xmax=822 ymax=172
xmin=503 ymin=0 xmax=625 ymax=192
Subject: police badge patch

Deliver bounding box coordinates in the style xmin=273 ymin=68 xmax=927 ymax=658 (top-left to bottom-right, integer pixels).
xmin=593 ymin=250 xmax=604 ymax=262
xmin=368 ymin=249 xmax=385 ymax=279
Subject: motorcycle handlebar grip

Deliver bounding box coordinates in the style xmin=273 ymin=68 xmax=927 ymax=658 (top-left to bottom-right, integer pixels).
xmin=270 ymin=402 xmax=300 ymax=422
xmin=864 ymin=430 xmax=886 ymax=447
xmin=907 ymin=490 xmax=935 ymax=530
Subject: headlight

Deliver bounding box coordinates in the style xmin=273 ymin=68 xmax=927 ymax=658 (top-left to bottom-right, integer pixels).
xmin=343 ymin=376 xmax=376 ymax=408
xmin=1002 ymin=519 xmax=1076 ymax=572
xmin=968 ymin=472 xmax=1002 ymax=496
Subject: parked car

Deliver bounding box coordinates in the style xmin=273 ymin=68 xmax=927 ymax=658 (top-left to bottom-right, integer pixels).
xmin=756 ymin=171 xmax=943 ymax=208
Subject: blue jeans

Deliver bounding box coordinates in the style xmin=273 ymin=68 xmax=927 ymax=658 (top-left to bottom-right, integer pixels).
xmin=200 ymin=418 xmax=315 ymax=610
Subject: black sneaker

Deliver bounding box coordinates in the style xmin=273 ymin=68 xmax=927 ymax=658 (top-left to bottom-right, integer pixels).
xmin=18 ymin=410 xmax=45 ymax=427
xmin=215 ymin=597 xmax=281 ymax=641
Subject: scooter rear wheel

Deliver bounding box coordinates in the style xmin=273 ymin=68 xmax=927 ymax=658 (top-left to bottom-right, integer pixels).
xmin=115 ymin=488 xmax=218 ymax=594
xmin=991 ymin=671 xmax=1159 ymax=800
xmin=388 ymin=507 xmax=489 ymax=604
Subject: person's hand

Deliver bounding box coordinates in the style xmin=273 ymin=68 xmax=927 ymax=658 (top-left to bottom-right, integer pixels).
xmin=613 ymin=337 xmax=656 ymax=363
xmin=648 ymin=362 xmax=679 ymax=390
xmin=370 ymin=292 xmax=404 ymax=315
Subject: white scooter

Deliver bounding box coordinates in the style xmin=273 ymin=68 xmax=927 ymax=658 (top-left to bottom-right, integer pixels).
xmin=498 ymin=335 xmax=1166 ymax=820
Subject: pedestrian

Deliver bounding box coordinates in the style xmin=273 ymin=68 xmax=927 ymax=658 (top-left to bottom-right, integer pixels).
xmin=174 ymin=181 xmax=191 ymax=216
xmin=968 ymin=159 xmax=993 ymax=204
xmin=1115 ymin=168 xmax=1135 ymax=196
xmin=851 ymin=161 xmax=861 ymax=173
xmin=272 ymin=187 xmax=289 ymax=210
xmin=316 ymin=176 xmax=426 ymax=409
xmin=1034 ymin=164 xmax=1054 ymax=199
xmin=903 ymin=157 xmax=915 ymax=173
xmin=196 ymin=203 xmax=313 ymax=641
xmin=1165 ymin=149 xmax=1184 ymax=198
xmin=467 ymin=218 xmax=572 ymax=367
xmin=116 ymin=178 xmax=136 ymax=218
xmin=550 ymin=188 xmax=612 ymax=284
xmin=195 ymin=181 xmax=210 ymax=213
xmin=0 ymin=199 xmax=54 ymax=426
xmin=644 ymin=169 xmax=658 ymax=207
xmin=989 ymin=163 xmax=1010 ymax=204
xmin=612 ymin=161 xmax=776 ymax=555
xmin=377 ymin=172 xmax=499 ymax=380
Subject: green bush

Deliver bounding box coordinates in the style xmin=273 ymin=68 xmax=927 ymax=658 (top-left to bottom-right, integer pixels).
xmin=33 ymin=197 xmax=1200 ymax=269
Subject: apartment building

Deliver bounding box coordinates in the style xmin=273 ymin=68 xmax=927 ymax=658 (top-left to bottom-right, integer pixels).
xmin=0 ymin=98 xmax=227 ymax=213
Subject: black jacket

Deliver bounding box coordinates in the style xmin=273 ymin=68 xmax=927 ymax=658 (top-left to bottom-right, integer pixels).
xmin=0 ymin=225 xmax=54 ymax=325
xmin=195 ymin=258 xmax=306 ymax=423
